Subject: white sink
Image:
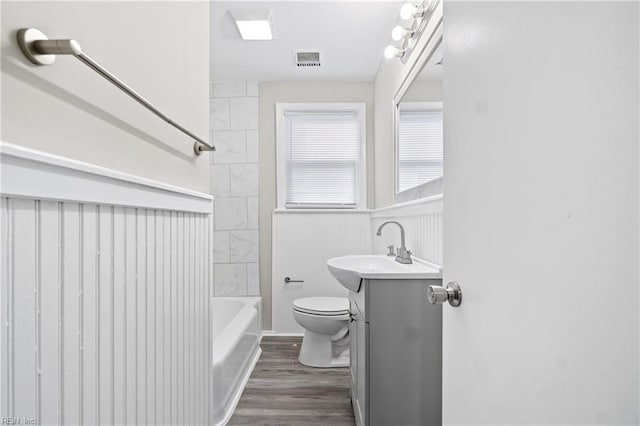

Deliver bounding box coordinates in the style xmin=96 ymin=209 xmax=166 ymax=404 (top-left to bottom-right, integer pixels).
xmin=327 ymin=255 xmax=442 ymax=292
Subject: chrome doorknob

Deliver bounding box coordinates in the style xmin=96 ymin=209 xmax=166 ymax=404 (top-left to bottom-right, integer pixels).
xmin=427 ymin=282 xmax=462 ymax=307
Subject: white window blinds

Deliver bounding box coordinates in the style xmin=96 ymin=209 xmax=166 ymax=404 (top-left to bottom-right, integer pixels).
xmin=283 ymin=110 xmax=361 ymax=208
xmin=398 ymin=108 xmax=443 ymax=192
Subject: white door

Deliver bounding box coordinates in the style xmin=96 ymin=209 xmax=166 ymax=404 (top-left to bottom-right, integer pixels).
xmin=443 ymin=2 xmax=639 ymax=424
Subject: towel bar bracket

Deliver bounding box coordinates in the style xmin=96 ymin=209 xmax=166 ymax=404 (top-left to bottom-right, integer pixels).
xmin=17 ymin=28 xmax=56 ymax=65
xmin=16 ymin=28 xmax=215 ymax=155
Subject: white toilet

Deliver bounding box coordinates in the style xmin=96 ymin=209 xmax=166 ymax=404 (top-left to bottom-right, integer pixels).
xmin=292 ymin=297 xmax=350 ymax=368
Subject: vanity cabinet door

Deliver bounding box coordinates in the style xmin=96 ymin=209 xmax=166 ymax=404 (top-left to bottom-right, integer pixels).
xmin=366 ymin=278 xmax=442 ymax=426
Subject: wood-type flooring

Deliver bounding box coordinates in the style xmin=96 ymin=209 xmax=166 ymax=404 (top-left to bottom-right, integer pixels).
xmin=228 ymin=336 xmax=355 ymax=426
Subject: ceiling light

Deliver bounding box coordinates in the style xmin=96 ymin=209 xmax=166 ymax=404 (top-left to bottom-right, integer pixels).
xmin=384 ymin=45 xmax=404 ymax=60
xmin=399 ymin=2 xmax=424 ymax=20
xmin=391 ymin=25 xmax=414 ymax=42
xmin=231 ymin=10 xmax=276 ymax=41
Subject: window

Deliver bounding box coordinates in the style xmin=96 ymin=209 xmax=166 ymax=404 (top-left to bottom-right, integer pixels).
xmin=276 ymin=103 xmax=366 ymax=209
xmin=397 ymin=102 xmax=443 ymax=193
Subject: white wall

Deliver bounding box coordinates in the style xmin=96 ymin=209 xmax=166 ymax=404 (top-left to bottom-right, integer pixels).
xmin=1 ymin=1 xmax=210 ymax=192
xmin=259 ymin=81 xmax=374 ymax=329
xmin=209 ymin=81 xmax=260 ymax=297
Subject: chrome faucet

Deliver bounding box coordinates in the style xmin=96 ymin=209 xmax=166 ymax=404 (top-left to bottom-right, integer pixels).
xmin=376 ymin=221 xmax=412 ymax=264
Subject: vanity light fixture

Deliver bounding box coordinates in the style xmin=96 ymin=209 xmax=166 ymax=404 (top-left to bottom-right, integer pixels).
xmin=384 ymin=0 xmax=435 ymax=62
xmin=391 ymin=25 xmax=415 ymax=42
xmin=231 ymin=10 xmax=277 ymax=40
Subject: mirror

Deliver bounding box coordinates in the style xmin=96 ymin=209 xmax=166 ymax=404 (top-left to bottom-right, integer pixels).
xmin=395 ymin=40 xmax=443 ymax=201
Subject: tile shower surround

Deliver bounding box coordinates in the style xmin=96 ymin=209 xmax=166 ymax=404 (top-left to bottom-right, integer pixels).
xmin=210 ymin=81 xmax=260 ymax=296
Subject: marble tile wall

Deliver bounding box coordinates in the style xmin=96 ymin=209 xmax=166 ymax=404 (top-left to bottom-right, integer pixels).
xmin=210 ymin=81 xmax=260 ymax=296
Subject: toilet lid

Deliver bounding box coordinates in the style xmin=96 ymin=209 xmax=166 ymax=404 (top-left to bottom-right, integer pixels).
xmin=293 ymin=297 xmax=349 ymax=316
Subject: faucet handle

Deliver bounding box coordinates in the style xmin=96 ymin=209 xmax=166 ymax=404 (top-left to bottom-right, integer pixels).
xmin=387 ymin=245 xmax=395 ymax=256
xmin=395 ymin=247 xmax=413 ymax=264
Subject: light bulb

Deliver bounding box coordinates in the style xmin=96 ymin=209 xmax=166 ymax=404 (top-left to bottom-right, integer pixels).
xmin=391 ymin=25 xmax=405 ymax=41
xmin=384 ymin=45 xmax=397 ymax=59
xmin=384 ymin=45 xmax=402 ymax=60
xmin=392 ymin=25 xmax=414 ymax=41
xmin=400 ymin=2 xmax=423 ymax=20
xmin=391 ymin=25 xmax=407 ymax=41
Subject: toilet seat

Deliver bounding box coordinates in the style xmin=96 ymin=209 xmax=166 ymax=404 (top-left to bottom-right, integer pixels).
xmin=292 ymin=297 xmax=349 ymax=316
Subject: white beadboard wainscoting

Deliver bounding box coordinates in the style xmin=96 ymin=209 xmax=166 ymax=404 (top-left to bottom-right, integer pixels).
xmin=271 ymin=211 xmax=371 ymax=333
xmin=0 ymin=143 xmax=214 ymax=425
xmin=371 ymin=195 xmax=444 ymax=266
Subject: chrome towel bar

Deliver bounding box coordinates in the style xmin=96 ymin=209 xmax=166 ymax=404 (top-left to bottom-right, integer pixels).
xmin=17 ymin=28 xmax=215 ymax=156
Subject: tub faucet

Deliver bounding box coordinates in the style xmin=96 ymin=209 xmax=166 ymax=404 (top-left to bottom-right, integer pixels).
xmin=376 ymin=221 xmax=412 ymax=264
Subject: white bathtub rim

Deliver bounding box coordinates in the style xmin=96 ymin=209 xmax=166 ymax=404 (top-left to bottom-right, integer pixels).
xmin=215 ymin=342 xmax=262 ymax=426
xmin=213 ymin=296 xmax=263 ymax=332
xmin=212 ymin=303 xmax=257 ymax=365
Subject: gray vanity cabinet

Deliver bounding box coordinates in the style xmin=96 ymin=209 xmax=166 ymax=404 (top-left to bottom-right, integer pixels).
xmin=348 ymin=278 xmax=443 ymax=426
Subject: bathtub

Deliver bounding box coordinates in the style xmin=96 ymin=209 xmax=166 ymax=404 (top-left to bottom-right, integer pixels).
xmin=211 ymin=297 xmax=262 ymax=426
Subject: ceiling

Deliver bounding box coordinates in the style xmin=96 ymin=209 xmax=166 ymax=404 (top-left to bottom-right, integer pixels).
xmin=210 ymin=1 xmax=402 ymax=81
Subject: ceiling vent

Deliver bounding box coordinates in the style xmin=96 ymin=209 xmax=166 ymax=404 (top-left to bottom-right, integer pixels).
xmin=295 ymin=51 xmax=321 ymax=67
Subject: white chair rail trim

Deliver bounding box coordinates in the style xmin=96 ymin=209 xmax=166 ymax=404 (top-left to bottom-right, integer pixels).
xmin=0 ymin=142 xmax=213 ymax=213
xmin=371 ymin=194 xmax=443 ymax=218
